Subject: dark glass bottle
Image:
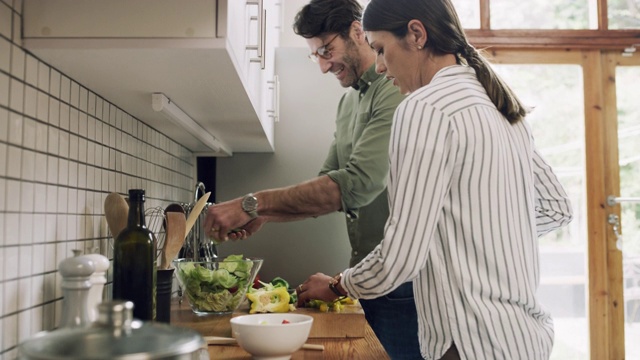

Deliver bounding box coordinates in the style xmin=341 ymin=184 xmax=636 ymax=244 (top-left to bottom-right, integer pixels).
xmin=113 ymin=189 xmax=156 ymax=320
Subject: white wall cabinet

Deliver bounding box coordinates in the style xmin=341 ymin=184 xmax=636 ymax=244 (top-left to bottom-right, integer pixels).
xmin=22 ymin=0 xmax=281 ymax=156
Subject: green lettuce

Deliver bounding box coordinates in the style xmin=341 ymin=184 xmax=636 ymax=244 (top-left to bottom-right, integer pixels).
xmin=177 ymin=254 xmax=253 ymax=313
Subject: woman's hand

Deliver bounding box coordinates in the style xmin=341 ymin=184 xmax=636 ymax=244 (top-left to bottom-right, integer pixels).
xmin=296 ymin=272 xmax=342 ymax=307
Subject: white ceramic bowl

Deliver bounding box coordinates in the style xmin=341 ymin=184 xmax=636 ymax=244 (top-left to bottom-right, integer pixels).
xmin=230 ymin=313 xmax=314 ymax=360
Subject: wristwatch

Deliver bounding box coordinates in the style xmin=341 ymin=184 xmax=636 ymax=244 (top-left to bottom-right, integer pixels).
xmin=241 ymin=193 xmax=259 ymax=219
xmin=329 ymin=272 xmax=347 ymax=297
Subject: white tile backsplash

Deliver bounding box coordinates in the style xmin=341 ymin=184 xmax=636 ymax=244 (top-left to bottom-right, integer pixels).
xmin=36 ymin=90 xmax=48 ymax=122
xmin=19 ymin=180 xmax=34 ymax=212
xmin=70 ymin=107 xmax=78 ymax=133
xmin=17 ymin=304 xmax=32 ymax=344
xmin=2 ymin=312 xmax=17 ymax=355
xmin=59 ymin=131 xmax=69 ymax=159
xmin=24 ymin=85 xmax=37 ymax=118
xmin=46 ymin=156 xmax=58 ymax=185
xmin=49 ymin=69 xmax=60 ymax=98
xmin=0 ymin=143 xmax=6 ymax=177
xmin=6 ymin=145 xmax=20 ymax=178
xmin=59 ymin=76 xmax=70 ymax=103
xmin=48 ymin=96 xmax=59 ymax=126
xmin=44 ymin=185 xmax=56 ymax=214
xmin=7 ymin=111 xmax=21 ymax=146
xmin=47 ymin=127 xmax=58 ymax=156
xmin=0 ymin=72 xmax=8 ymax=108
xmin=22 ymin=117 xmax=35 ymax=150
xmin=1 ymin=3 xmax=195 ymax=356
xmin=59 ymin=102 xmax=69 ymax=130
xmin=0 ymin=2 xmax=10 ymax=41
xmin=70 ymin=81 xmax=79 ymax=108
xmin=69 ymin=134 xmax=78 ymax=161
xmin=35 ymin=122 xmax=47 ymax=153
xmin=20 ymin=149 xmax=34 ymax=181
xmin=0 ymin=178 xmax=5 ymax=211
xmin=25 ymin=55 xmax=37 ymax=87
xmin=11 ymin=5 xmax=20 ymax=46
xmin=3 ymin=248 xmax=18 ymax=281
xmin=9 ymin=44 xmax=23 ymax=80
xmin=19 ymin=247 xmax=32 ymax=283
xmin=9 ymin=77 xmax=23 ymax=112
xmin=0 ymin=37 xmax=10 ymax=74
xmin=79 ymin=86 xmax=87 ymax=112
xmin=37 ymin=61 xmax=49 ymax=92
xmin=56 ymin=187 xmax=68 ymax=213
xmin=78 ymin=112 xmax=87 ymax=138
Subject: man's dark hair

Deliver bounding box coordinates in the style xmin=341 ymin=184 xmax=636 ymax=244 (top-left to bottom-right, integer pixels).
xmin=293 ymin=0 xmax=363 ymax=38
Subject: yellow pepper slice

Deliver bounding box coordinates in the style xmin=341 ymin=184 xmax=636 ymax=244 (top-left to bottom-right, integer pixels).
xmin=246 ymin=286 xmax=291 ymax=313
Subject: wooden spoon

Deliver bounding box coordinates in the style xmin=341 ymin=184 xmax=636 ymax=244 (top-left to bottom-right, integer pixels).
xmin=203 ymin=336 xmax=324 ymax=351
xmin=161 ymin=211 xmax=187 ymax=269
xmin=104 ymin=192 xmax=128 ymax=238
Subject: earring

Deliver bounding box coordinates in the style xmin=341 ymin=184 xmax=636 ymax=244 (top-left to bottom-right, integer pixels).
xmin=417 ymin=45 xmax=422 ymax=50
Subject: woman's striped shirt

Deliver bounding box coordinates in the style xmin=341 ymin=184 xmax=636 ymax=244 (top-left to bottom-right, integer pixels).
xmin=341 ymin=65 xmax=573 ymax=360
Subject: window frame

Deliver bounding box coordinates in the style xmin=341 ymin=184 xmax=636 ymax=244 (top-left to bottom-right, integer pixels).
xmin=485 ymin=47 xmax=640 ymax=360
xmin=443 ymin=0 xmax=639 ymax=357
xmin=468 ymin=0 xmax=640 ymax=49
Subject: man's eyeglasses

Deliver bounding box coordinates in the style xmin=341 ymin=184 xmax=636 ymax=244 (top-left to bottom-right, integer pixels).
xmin=308 ymin=34 xmax=340 ymax=63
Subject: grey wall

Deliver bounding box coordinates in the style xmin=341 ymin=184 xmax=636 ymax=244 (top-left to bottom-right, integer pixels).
xmin=215 ymin=47 xmax=352 ymax=286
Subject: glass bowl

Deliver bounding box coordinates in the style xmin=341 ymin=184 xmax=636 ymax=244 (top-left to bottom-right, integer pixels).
xmin=173 ymin=256 xmax=263 ymax=315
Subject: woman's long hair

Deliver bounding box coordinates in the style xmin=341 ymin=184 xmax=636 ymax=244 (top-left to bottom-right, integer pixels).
xmin=362 ymin=0 xmax=528 ymax=124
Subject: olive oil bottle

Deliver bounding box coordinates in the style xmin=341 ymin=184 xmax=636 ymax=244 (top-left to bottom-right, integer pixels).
xmin=113 ymin=189 xmax=156 ymax=320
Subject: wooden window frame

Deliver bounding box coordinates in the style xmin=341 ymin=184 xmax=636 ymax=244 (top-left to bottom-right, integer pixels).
xmin=463 ymin=1 xmax=639 ymax=358
xmin=470 ymin=0 xmax=640 ymax=49
xmin=483 ymin=48 xmax=640 ymax=360
xmin=466 ymin=0 xmax=640 ymax=360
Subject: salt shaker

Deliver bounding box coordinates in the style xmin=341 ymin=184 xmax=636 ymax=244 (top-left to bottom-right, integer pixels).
xmin=58 ymin=249 xmax=95 ymax=328
xmin=79 ymin=251 xmax=110 ymax=322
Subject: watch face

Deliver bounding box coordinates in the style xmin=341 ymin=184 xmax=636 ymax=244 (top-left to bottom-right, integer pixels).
xmin=242 ymin=195 xmax=258 ymax=211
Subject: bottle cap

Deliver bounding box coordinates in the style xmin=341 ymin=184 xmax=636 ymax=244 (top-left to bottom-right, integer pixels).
xmin=128 ymin=189 xmax=145 ymax=201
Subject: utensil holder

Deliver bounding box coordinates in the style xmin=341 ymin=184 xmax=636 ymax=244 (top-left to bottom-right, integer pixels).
xmin=156 ymin=268 xmax=175 ymax=323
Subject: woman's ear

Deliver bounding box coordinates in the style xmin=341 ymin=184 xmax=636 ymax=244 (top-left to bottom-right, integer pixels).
xmin=407 ymin=19 xmax=427 ymax=49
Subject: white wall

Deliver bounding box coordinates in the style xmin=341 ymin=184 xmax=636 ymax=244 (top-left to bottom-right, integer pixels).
xmin=215 ymin=47 xmax=352 ymax=286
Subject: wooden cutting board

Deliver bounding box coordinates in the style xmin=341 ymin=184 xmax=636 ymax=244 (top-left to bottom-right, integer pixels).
xmin=232 ymin=301 xmax=366 ymax=338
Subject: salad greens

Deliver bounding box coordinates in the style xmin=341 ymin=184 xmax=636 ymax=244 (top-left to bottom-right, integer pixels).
xmin=176 ymin=254 xmax=254 ymax=313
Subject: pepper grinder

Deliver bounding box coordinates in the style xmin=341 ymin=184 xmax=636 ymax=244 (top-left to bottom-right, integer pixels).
xmin=79 ymin=250 xmax=110 ymax=322
xmin=58 ymin=249 xmax=95 ymax=328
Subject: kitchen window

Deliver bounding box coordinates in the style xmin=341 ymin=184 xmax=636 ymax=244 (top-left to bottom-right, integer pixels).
xmin=451 ymin=0 xmax=640 ymax=358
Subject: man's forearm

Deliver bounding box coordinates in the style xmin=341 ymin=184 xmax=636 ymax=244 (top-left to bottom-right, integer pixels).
xmin=256 ymin=175 xmax=342 ymax=220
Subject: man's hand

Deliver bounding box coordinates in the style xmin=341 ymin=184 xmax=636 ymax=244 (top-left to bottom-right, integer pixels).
xmin=204 ymin=197 xmax=254 ymax=242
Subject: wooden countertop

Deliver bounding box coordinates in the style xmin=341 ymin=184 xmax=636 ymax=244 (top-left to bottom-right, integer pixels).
xmin=170 ymin=298 xmax=390 ymax=359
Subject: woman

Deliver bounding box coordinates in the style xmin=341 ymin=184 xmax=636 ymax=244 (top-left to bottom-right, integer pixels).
xmin=296 ymin=0 xmax=574 ymax=359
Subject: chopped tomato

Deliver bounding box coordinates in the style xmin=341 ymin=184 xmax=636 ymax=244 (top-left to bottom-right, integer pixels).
xmin=281 ymin=319 xmax=290 ymax=324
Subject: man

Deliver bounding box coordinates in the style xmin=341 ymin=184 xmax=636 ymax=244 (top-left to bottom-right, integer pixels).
xmin=205 ymin=1 xmax=421 ymax=358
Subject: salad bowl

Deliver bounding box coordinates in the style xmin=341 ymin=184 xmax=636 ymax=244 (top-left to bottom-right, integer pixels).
xmin=173 ymin=256 xmax=263 ymax=315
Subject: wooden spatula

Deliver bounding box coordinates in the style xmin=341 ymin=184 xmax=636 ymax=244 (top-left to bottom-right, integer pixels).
xmin=161 ymin=211 xmax=187 ymax=269
xmin=185 ymin=192 xmax=211 ymax=239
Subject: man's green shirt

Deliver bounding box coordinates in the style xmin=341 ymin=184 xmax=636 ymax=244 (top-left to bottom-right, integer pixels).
xmin=319 ymin=64 xmax=405 ymax=266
